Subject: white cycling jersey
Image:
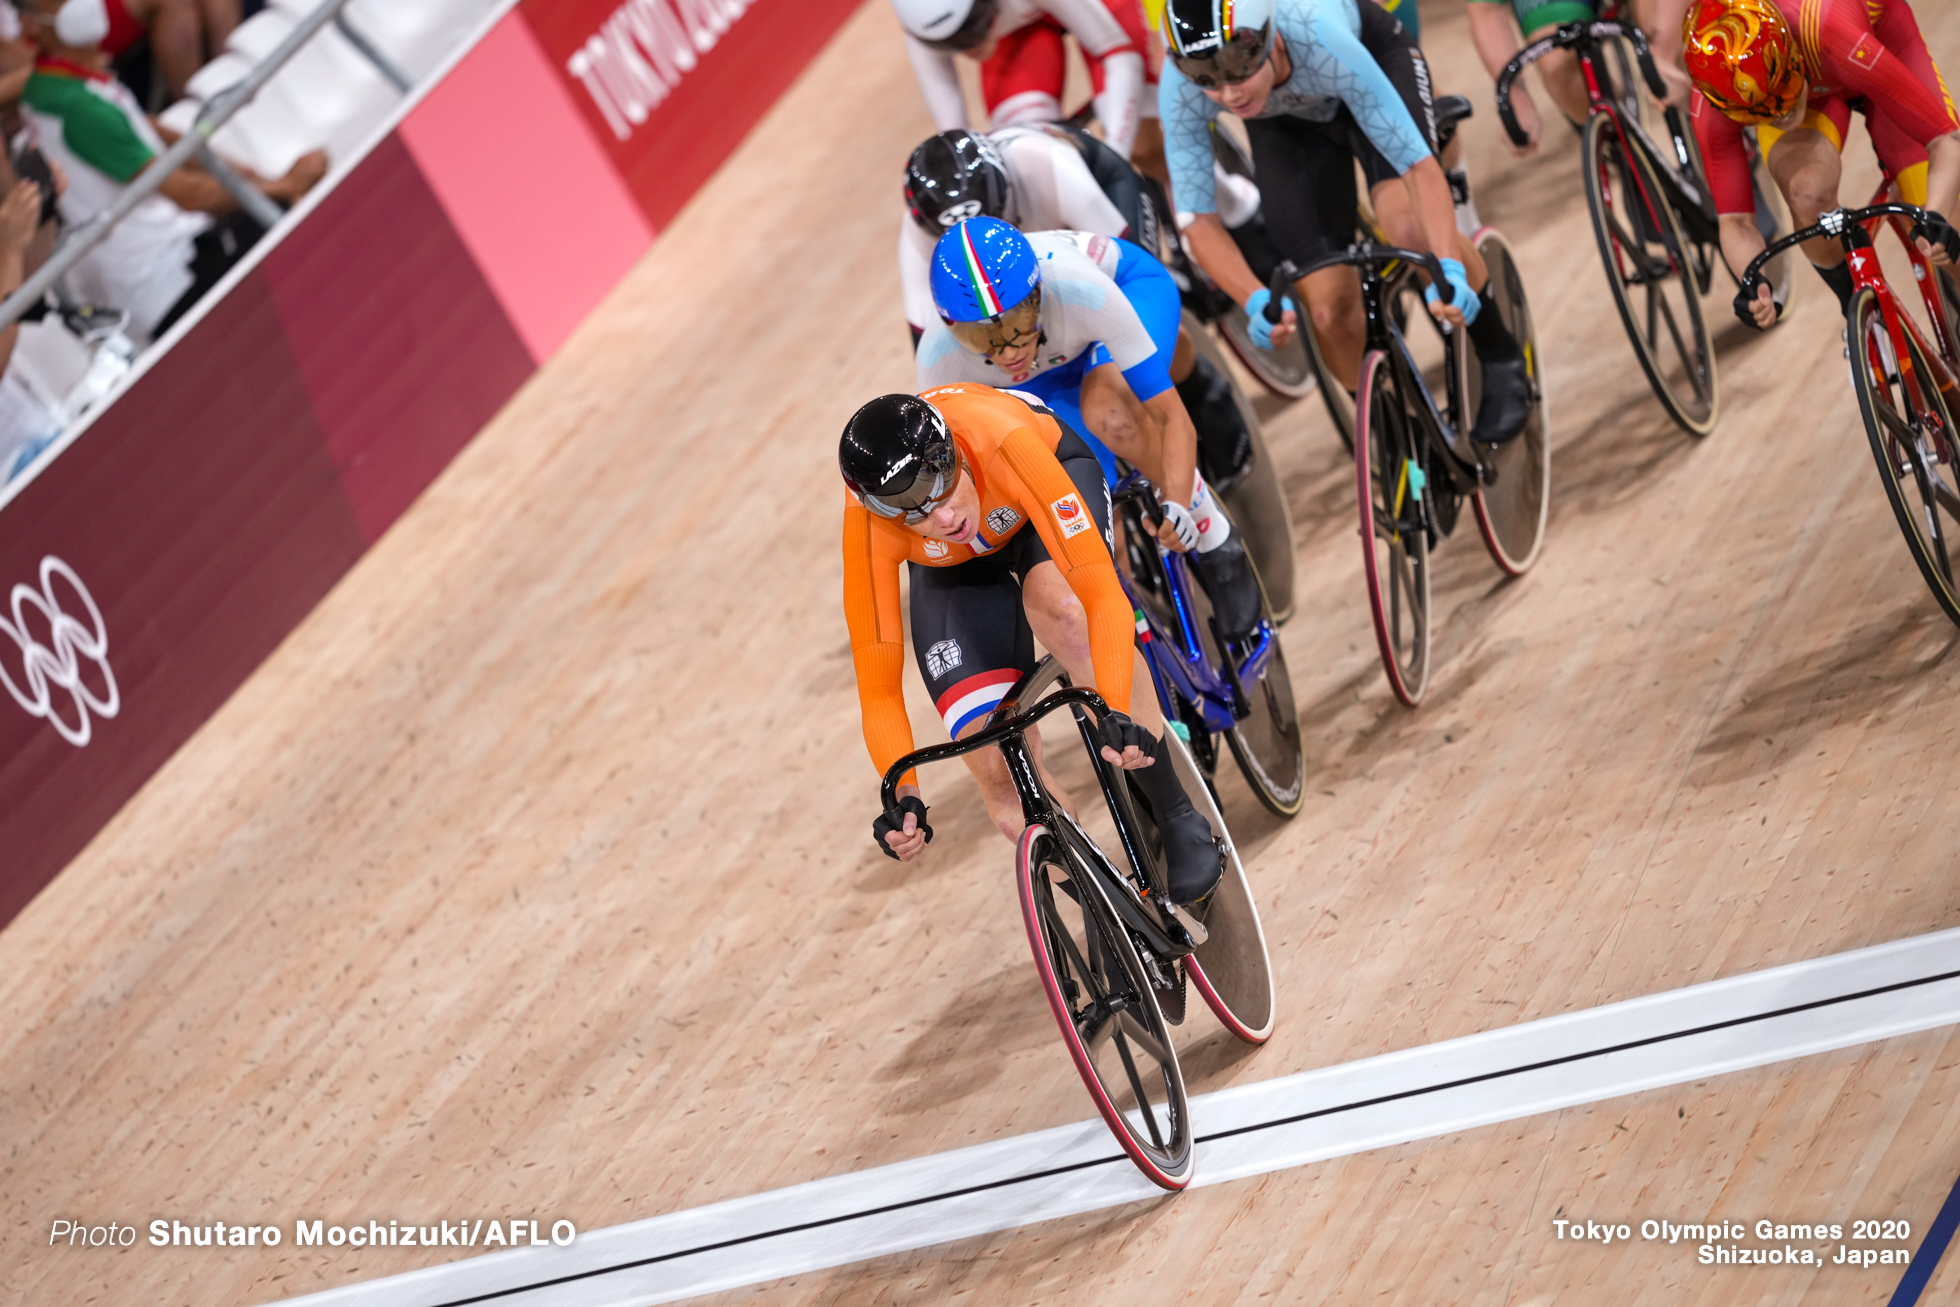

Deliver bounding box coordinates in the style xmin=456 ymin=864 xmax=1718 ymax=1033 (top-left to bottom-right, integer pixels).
xmin=899 ymin=125 xmax=1131 ymax=334
xmin=915 ymin=231 xmax=1155 ymax=391
xmin=903 ymin=0 xmax=1145 ymax=157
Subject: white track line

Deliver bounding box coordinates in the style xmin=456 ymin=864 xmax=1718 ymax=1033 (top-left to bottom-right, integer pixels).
xmin=271 ymin=928 xmax=1960 ymax=1307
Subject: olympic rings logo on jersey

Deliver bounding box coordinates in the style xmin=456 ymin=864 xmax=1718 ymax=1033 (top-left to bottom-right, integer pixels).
xmin=0 ymin=556 xmax=119 ymax=747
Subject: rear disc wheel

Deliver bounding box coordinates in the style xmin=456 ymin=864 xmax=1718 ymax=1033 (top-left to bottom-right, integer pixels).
xmin=1468 ymin=229 xmax=1551 ymax=575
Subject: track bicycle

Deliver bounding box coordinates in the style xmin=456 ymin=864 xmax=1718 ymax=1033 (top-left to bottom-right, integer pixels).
xmin=1267 ymin=238 xmax=1549 ymax=706
xmin=1111 ymin=466 xmax=1305 ymax=817
xmin=1744 ymin=199 xmax=1960 ymax=626
xmin=878 ymin=663 xmax=1276 ymax=1190
xmin=1052 ymin=125 xmax=1302 ymax=620
xmin=1498 ymin=20 xmax=1725 ymax=436
xmin=1222 ymin=95 xmax=1482 ymax=453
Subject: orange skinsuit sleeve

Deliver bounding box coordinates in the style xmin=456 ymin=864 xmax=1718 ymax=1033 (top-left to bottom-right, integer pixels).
xmin=842 ymin=499 xmax=921 ymax=793
xmin=996 ymin=426 xmax=1136 ymax=715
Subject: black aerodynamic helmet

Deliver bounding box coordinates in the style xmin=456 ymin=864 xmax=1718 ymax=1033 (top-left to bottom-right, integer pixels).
xmin=890 ymin=0 xmax=1000 ymax=53
xmin=1162 ymin=0 xmax=1278 ymax=89
xmin=904 ymin=130 xmax=1012 ymax=237
xmin=839 ymin=394 xmax=967 ymax=523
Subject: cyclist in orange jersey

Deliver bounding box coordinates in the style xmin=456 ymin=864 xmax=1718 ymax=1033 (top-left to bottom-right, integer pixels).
xmin=1686 ymin=0 xmax=1960 ymax=328
xmin=840 ymin=384 xmax=1224 ymax=907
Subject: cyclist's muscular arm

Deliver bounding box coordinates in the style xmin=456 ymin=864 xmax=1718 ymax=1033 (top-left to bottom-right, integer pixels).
xmin=1719 ymin=212 xmax=1778 ymax=327
xmin=1185 ymin=212 xmax=1301 ymax=346
xmin=1141 ymin=389 xmax=1200 ymax=532
xmin=1924 ymin=134 xmax=1960 ymax=265
xmin=1465 ymin=1 xmax=1541 ymax=155
xmin=842 ymin=504 xmax=922 ymax=792
xmin=1000 ymin=429 xmax=1134 ymax=713
xmin=904 ymin=36 xmax=971 ymax=131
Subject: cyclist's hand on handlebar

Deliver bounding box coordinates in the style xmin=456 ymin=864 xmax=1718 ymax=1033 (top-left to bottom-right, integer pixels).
xmin=874 ymin=793 xmax=932 ymax=861
xmin=1507 ymin=88 xmax=1544 ymax=159
xmin=1732 ymin=275 xmax=1780 ymax=330
xmin=1157 ymin=500 xmax=1198 ymax=552
xmin=1096 ymin=710 xmax=1159 ymax=771
xmin=1914 ymin=212 xmax=1960 ymax=268
xmin=1244 ymin=287 xmax=1297 ymax=350
xmin=1424 ymin=258 xmax=1481 ymax=328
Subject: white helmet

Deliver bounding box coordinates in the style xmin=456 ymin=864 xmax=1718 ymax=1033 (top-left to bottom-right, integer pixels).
xmin=890 ymin=0 xmax=999 ymax=52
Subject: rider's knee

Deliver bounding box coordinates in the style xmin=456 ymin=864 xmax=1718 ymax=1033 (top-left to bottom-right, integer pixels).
xmin=1308 ymin=293 xmax=1361 ymax=335
xmin=1785 ymin=173 xmax=1839 ymax=224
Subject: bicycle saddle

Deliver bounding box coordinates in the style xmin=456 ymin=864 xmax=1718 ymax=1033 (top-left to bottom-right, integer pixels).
xmin=1434 ymin=95 xmax=1475 ymax=149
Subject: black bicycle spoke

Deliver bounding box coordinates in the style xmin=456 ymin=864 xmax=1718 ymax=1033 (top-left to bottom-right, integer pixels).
xmin=1115 ymin=1008 xmax=1176 ymax=1065
xmin=1112 ymin=1032 xmax=1168 ymax=1150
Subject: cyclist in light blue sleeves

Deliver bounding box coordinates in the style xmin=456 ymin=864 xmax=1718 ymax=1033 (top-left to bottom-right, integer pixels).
xmin=1160 ymin=0 xmax=1533 ymax=444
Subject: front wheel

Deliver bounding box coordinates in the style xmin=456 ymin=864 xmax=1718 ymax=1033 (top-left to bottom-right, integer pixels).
xmin=1355 ymin=349 xmax=1433 ymax=707
xmin=1018 ymin=825 xmax=1194 ymax=1189
xmin=1851 ymin=289 xmax=1960 ymax=626
xmin=1582 ymin=111 xmax=1719 ymax=437
xmin=1467 ymin=229 xmax=1551 ymax=575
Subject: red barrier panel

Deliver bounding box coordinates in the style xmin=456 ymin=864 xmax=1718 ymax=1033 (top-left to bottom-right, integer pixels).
xmin=0 ymin=0 xmax=872 ymax=930
xmin=523 ymin=0 xmax=867 ymax=230
xmin=0 ymin=271 xmax=366 ymax=926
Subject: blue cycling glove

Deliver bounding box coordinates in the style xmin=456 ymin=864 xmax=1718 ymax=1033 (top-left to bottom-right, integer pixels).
xmin=1423 ymin=257 xmax=1482 ymax=325
xmin=1243 ymin=287 xmax=1296 ymax=350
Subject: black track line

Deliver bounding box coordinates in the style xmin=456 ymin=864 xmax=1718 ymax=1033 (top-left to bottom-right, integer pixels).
xmin=424 ymin=965 xmax=1960 ymax=1307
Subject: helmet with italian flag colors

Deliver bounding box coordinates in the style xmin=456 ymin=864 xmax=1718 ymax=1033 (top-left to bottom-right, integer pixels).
xmin=1682 ymin=0 xmax=1805 ymax=124
xmin=929 ymin=217 xmax=1043 ymax=356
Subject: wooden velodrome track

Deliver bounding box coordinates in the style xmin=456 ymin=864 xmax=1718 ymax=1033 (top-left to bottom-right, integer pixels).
xmin=7 ymin=1 xmax=1960 ymax=1303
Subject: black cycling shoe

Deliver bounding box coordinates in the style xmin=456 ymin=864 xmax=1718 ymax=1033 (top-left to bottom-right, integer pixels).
xmin=1470 ymin=355 xmax=1533 ymax=446
xmin=1193 ymin=535 xmax=1263 ymax=642
xmin=1163 ymin=807 xmax=1225 ymax=906
xmin=1177 ymin=353 xmax=1254 ymax=489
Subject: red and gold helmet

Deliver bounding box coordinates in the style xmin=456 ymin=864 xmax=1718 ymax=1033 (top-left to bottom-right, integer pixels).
xmin=1683 ymin=0 xmax=1806 ymax=124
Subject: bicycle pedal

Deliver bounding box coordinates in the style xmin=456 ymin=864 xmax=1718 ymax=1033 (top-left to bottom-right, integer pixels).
xmin=1164 ymin=900 xmax=1209 ymax=947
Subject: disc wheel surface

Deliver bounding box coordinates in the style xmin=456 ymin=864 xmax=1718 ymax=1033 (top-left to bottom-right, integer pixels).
xmin=1582 ymin=110 xmax=1718 ymax=436
xmin=1851 ymin=289 xmax=1960 ymax=627
xmin=1018 ymin=824 xmax=1194 ymax=1189
xmin=1218 ymin=306 xmax=1320 ymax=399
xmin=1184 ymin=311 xmax=1299 ymax=621
xmin=1161 ymin=729 xmax=1275 ymax=1041
xmin=1467 ymin=229 xmax=1551 ymax=575
xmin=1354 ymin=349 xmax=1433 ymax=707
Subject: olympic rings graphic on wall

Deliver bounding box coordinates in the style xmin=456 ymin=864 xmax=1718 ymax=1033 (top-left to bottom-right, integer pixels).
xmin=0 ymin=556 xmax=119 ymax=747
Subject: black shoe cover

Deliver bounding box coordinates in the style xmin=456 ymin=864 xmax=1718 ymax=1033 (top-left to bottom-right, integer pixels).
xmin=1163 ymin=808 xmax=1224 ymax=906
xmin=1193 ymin=535 xmax=1263 ymax=642
xmin=1177 ymin=353 xmax=1255 ymax=489
xmin=1127 ymin=727 xmax=1226 ymax=906
xmin=1471 ymin=355 xmax=1533 ymax=446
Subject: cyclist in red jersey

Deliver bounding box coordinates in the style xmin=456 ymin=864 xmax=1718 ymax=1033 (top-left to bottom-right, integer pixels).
xmin=892 ymin=0 xmax=1155 ymax=160
xmin=1686 ymin=0 xmax=1960 ymax=328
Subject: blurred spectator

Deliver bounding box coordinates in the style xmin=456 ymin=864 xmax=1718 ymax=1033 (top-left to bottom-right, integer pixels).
xmin=0 ymin=6 xmax=32 ymax=109
xmin=16 ymin=0 xmax=322 ymax=341
xmin=54 ymin=0 xmax=239 ymax=103
xmin=0 ymin=165 xmax=60 ymax=480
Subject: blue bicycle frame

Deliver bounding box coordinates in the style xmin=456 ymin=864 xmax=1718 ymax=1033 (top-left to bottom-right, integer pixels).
xmin=1110 ymin=467 xmax=1275 ymax=738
